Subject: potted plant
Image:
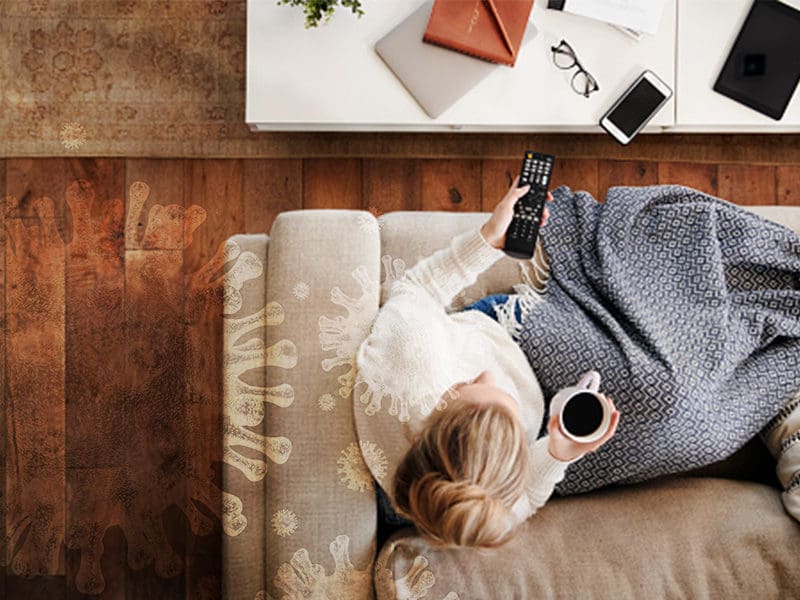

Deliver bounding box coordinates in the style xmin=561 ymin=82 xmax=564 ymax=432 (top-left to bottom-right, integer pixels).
xmin=277 ymin=0 xmax=365 ymax=28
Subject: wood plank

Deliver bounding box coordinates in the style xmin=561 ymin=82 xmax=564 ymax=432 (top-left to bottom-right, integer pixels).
xmin=777 ymin=165 xmax=800 ymax=206
xmin=597 ymin=160 xmax=659 ymax=199
xmin=65 ymin=469 xmax=128 ymax=600
xmin=242 ymin=159 xmax=303 ymax=234
xmin=0 ymin=159 xmax=5 ymax=599
xmin=363 ymin=159 xmax=421 ymax=215
xmin=420 ymin=159 xmax=482 ymax=212
xmin=550 ymin=158 xmax=599 ymax=199
xmin=657 ymin=162 xmax=719 ymax=196
xmin=5 ymin=196 xmax=66 ymax=583
xmin=125 ymin=160 xmax=192 ymax=250
xmin=5 ymin=159 xmax=70 ymax=225
xmin=124 ymin=250 xmax=187 ymax=600
xmin=63 ymin=161 xmax=128 ymax=599
xmin=183 ymin=160 xmax=243 ymax=273
xmin=183 ymin=160 xmax=245 ymax=600
xmin=5 ymin=575 xmax=66 ymax=599
xmin=124 ymin=159 xmax=189 ymax=599
xmin=65 ymin=165 xmax=126 ymax=469
xmin=303 ymin=158 xmax=362 ymax=209
xmin=717 ymin=164 xmax=777 ymax=205
xmin=481 ymin=159 xmax=519 ymax=212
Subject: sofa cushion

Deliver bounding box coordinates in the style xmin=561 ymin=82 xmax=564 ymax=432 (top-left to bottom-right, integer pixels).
xmin=375 ymin=477 xmax=800 ymax=599
xmin=262 ymin=210 xmax=382 ymax=599
xmin=746 ymin=206 xmax=800 ymax=234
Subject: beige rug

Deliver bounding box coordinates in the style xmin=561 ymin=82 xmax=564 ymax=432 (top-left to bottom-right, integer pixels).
xmin=0 ymin=0 xmax=262 ymax=156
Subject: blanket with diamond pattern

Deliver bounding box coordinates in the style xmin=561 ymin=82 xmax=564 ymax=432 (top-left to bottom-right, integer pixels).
xmin=519 ymin=185 xmax=800 ymax=495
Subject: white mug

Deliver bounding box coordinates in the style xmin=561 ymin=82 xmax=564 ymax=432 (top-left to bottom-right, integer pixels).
xmin=550 ymin=370 xmax=612 ymax=444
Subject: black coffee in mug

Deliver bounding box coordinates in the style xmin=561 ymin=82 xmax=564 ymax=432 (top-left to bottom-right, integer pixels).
xmin=561 ymin=392 xmax=605 ymax=437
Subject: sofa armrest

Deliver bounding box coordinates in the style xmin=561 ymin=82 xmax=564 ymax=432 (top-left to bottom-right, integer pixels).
xmin=262 ymin=210 xmax=381 ymax=599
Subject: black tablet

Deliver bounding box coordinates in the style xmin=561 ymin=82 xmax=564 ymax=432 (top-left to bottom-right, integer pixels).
xmin=713 ymin=0 xmax=800 ymax=121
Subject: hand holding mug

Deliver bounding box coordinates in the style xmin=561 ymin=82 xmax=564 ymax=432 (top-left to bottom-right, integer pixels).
xmin=546 ymin=371 xmax=621 ymax=462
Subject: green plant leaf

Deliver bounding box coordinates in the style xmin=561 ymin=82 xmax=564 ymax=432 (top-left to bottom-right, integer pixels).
xmin=277 ymin=0 xmax=364 ymax=28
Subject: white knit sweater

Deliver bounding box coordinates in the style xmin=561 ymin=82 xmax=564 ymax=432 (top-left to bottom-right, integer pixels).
xmin=354 ymin=227 xmax=575 ymax=525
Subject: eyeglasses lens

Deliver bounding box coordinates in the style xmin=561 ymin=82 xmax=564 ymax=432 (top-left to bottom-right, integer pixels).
xmin=552 ymin=45 xmax=576 ymax=70
xmin=571 ymin=70 xmax=598 ymax=97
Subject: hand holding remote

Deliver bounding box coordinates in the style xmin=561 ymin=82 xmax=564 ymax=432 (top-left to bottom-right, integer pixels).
xmin=480 ymin=176 xmax=552 ymax=250
xmin=503 ymin=152 xmax=555 ymax=259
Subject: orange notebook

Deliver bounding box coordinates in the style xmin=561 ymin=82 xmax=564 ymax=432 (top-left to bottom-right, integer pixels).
xmin=423 ymin=0 xmax=535 ymax=67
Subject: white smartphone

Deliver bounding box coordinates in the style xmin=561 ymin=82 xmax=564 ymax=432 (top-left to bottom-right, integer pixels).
xmin=599 ymin=70 xmax=673 ymax=145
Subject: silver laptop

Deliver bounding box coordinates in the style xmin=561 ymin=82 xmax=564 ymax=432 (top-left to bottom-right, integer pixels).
xmin=375 ymin=1 xmax=537 ymax=119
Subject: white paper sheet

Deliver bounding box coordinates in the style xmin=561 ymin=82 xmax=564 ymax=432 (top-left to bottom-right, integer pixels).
xmin=564 ymin=0 xmax=666 ymax=35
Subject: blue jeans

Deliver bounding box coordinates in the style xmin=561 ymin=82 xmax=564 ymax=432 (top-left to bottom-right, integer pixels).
xmin=462 ymin=293 xmax=521 ymax=322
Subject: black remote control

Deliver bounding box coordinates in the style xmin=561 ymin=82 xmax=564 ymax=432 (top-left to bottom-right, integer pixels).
xmin=504 ymin=151 xmax=554 ymax=259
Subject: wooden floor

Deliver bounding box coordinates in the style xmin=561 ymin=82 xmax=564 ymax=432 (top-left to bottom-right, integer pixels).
xmin=1 ymin=155 xmax=799 ymax=600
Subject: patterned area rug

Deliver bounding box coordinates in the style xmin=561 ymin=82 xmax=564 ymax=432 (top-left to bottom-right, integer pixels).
xmin=0 ymin=0 xmax=264 ymax=156
xmin=3 ymin=2 xmax=800 ymax=162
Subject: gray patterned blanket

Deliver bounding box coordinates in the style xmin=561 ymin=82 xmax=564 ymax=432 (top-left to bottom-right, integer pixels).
xmin=519 ymin=185 xmax=800 ymax=496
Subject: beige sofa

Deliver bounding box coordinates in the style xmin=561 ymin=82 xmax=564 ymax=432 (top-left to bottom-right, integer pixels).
xmin=221 ymin=204 xmax=800 ymax=600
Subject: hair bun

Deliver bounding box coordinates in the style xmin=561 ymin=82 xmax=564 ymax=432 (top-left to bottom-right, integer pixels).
xmin=392 ymin=399 xmax=528 ymax=548
xmin=408 ymin=473 xmax=511 ymax=547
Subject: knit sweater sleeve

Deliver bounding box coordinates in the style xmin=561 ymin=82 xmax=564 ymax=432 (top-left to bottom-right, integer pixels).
xmin=518 ymin=436 xmax=574 ymax=520
xmin=390 ymin=228 xmax=506 ymax=308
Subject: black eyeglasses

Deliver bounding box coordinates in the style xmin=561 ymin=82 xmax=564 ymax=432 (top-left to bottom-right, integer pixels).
xmin=550 ymin=40 xmax=599 ymax=98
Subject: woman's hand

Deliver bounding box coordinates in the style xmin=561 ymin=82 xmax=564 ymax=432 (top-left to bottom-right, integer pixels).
xmin=546 ymin=397 xmax=621 ymax=462
xmin=480 ymin=176 xmax=553 ymax=250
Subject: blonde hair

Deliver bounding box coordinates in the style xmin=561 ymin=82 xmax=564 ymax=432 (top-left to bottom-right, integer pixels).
xmin=393 ymin=399 xmax=528 ymax=549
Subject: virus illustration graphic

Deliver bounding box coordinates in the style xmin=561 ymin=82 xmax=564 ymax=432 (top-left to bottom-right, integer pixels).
xmin=337 ymin=440 xmax=387 ymax=493
xmin=189 ymin=238 xmax=264 ymax=316
xmin=354 ymin=304 xmax=451 ymax=424
xmin=271 ymin=509 xmax=299 ymax=538
xmin=379 ymin=253 xmax=471 ymax=308
xmin=223 ymin=299 xmax=297 ymax=535
xmin=380 ymin=253 xmax=407 ymax=299
xmin=60 ymin=121 xmax=87 ymax=149
xmin=359 ymin=440 xmax=389 ymax=483
xmin=337 ymin=442 xmax=373 ymax=493
xmin=292 ymin=281 xmax=311 ymax=301
xmin=375 ymin=553 xmax=461 ymax=600
xmin=318 ymin=393 xmax=337 ymax=412
xmin=273 ymin=534 xmax=371 ymax=599
xmin=125 ymin=180 xmax=207 ymax=250
xmin=318 ymin=265 xmax=380 ymax=399
xmin=191 ymin=235 xmax=296 ymax=539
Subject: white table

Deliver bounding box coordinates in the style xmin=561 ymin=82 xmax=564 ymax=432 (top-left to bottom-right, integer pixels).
xmin=246 ymin=0 xmax=800 ymax=133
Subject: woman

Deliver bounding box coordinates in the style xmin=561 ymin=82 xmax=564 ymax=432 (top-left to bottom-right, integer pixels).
xmin=353 ymin=179 xmax=799 ymax=550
